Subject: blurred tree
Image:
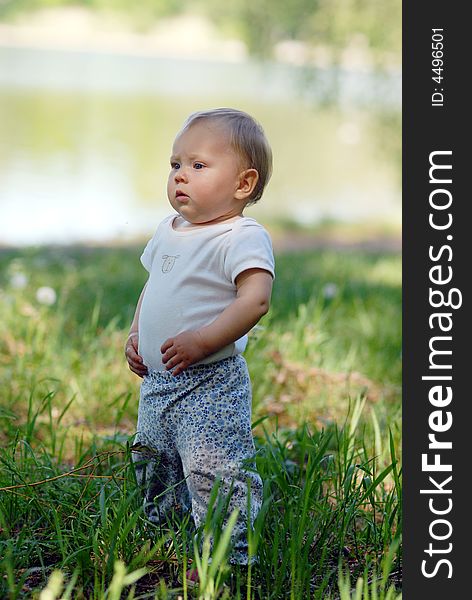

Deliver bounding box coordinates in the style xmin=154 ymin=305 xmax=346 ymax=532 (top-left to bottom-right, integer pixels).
xmin=1 ymin=0 xmax=401 ymax=66
xmin=198 ymin=0 xmax=400 ymax=65
xmin=196 ymin=0 xmax=320 ymax=58
xmin=0 ymin=0 xmax=186 ymax=23
xmin=92 ymin=0 xmax=184 ymax=29
xmin=308 ymin=0 xmax=401 ymax=64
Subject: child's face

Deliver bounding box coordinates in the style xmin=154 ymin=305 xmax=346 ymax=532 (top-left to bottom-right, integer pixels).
xmin=167 ymin=121 xmax=249 ymax=225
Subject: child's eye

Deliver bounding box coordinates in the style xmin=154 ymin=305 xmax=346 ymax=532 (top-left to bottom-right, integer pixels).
xmin=171 ymin=162 xmax=180 ymax=170
xmin=193 ymin=162 xmax=205 ymax=170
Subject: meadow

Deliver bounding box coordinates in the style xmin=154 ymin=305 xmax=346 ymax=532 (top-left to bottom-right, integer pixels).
xmin=0 ymin=238 xmax=402 ymax=599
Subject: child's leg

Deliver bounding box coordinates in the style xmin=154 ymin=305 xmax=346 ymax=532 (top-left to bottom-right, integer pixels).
xmin=132 ymin=371 xmax=191 ymax=523
xmin=172 ymin=356 xmax=263 ymax=565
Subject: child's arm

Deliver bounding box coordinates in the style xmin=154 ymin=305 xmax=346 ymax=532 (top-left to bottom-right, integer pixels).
xmin=161 ymin=268 xmax=273 ymax=376
xmin=125 ymin=283 xmax=148 ymax=378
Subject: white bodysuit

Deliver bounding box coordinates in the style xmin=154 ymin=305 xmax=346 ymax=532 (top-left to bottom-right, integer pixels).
xmin=138 ymin=214 xmax=275 ymax=371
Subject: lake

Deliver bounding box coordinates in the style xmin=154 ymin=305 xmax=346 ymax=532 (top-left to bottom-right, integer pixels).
xmin=0 ymin=46 xmax=401 ymax=246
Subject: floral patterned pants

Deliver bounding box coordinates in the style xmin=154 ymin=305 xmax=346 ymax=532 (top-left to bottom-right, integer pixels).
xmin=132 ymin=355 xmax=262 ymax=564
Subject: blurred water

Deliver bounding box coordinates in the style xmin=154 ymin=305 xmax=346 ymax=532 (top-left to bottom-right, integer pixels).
xmin=0 ymin=46 xmax=401 ymax=246
xmin=0 ymin=46 xmax=401 ymax=103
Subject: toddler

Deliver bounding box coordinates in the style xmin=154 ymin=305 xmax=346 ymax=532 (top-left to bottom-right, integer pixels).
xmin=125 ymin=108 xmax=275 ymax=566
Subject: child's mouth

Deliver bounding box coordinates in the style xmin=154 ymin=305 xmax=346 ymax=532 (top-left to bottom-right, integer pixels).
xmin=176 ymin=191 xmax=189 ymax=202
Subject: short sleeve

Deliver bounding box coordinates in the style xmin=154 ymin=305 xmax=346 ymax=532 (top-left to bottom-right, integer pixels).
xmin=140 ymin=215 xmax=173 ymax=272
xmin=140 ymin=237 xmax=154 ymax=272
xmin=225 ymin=220 xmax=275 ymax=285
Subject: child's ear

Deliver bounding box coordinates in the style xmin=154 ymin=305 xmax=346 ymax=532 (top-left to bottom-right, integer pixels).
xmin=235 ymin=169 xmax=259 ymax=200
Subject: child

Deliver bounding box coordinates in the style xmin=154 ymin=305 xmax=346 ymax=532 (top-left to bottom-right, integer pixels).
xmin=125 ymin=108 xmax=275 ymax=567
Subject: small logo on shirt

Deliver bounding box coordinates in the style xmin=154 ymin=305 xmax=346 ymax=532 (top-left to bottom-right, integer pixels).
xmin=161 ymin=255 xmax=180 ymax=273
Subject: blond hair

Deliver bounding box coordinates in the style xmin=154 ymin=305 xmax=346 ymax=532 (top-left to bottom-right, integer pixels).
xmin=181 ymin=108 xmax=272 ymax=203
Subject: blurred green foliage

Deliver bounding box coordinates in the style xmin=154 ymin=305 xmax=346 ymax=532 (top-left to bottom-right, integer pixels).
xmin=0 ymin=0 xmax=182 ymax=22
xmin=1 ymin=0 xmax=401 ymax=65
xmin=199 ymin=0 xmax=400 ymax=63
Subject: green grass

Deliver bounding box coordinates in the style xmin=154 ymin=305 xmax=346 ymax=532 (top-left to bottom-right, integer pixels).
xmin=0 ymin=243 xmax=401 ymax=598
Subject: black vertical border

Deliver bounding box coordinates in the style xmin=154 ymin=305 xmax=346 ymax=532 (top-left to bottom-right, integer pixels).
xmin=403 ymin=2 xmax=468 ymax=597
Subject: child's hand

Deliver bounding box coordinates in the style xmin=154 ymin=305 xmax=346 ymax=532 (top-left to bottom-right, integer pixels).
xmin=161 ymin=331 xmax=209 ymax=376
xmin=125 ymin=333 xmax=148 ymax=378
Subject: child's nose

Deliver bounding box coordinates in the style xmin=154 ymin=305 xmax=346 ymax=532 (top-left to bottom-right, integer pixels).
xmin=175 ymin=168 xmax=188 ymax=183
